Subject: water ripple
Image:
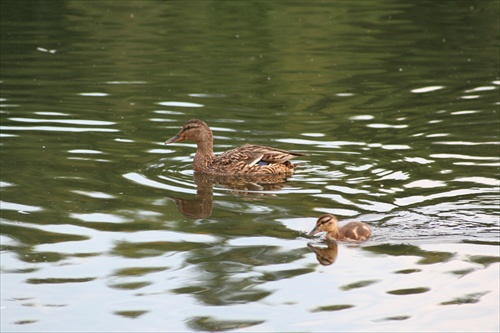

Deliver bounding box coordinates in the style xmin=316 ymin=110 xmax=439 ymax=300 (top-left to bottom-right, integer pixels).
xmin=156 ymin=101 xmax=204 ymax=108
xmin=0 ymin=126 xmax=118 ymax=132
xmin=0 ymin=201 xmax=43 ymax=212
xmin=8 ymin=118 xmax=115 ymax=125
xmin=123 ymin=172 xmax=196 ymax=194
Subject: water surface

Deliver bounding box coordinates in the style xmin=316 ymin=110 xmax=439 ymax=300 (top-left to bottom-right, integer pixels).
xmin=1 ymin=1 xmax=499 ymax=332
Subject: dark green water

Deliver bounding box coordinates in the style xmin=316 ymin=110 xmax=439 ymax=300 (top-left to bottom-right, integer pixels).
xmin=1 ymin=1 xmax=499 ymax=332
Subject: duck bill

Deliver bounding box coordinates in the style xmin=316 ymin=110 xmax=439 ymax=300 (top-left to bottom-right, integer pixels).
xmin=308 ymin=227 xmax=319 ymax=237
xmin=165 ymin=134 xmax=181 ymax=144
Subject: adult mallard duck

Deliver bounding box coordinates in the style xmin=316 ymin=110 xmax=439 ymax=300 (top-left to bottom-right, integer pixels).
xmin=309 ymin=214 xmax=371 ymax=242
xmin=165 ymin=119 xmax=306 ymax=175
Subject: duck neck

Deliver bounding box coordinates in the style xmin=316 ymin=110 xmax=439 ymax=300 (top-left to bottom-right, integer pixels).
xmin=326 ymin=229 xmax=340 ymax=241
xmin=193 ymin=140 xmax=216 ymax=172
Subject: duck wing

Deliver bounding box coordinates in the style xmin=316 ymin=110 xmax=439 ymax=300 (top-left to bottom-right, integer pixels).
xmin=219 ymin=144 xmax=305 ymax=166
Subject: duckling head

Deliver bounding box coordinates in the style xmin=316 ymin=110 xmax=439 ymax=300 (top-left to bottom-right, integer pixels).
xmin=308 ymin=214 xmax=339 ymax=237
xmin=165 ymin=119 xmax=212 ymax=144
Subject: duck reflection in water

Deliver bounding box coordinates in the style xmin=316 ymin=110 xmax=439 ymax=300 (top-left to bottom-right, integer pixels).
xmin=168 ymin=173 xmax=214 ymax=219
xmin=307 ymin=241 xmax=339 ymax=266
xmin=167 ymin=172 xmax=291 ymax=218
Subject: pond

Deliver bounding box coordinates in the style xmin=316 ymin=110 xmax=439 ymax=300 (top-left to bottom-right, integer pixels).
xmin=1 ymin=1 xmax=499 ymax=332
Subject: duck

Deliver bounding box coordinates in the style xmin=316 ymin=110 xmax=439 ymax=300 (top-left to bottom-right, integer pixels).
xmin=165 ymin=119 xmax=306 ymax=175
xmin=308 ymin=213 xmax=371 ymax=242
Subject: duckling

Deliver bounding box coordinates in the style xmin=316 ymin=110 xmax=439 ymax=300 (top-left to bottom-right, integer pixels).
xmin=308 ymin=213 xmax=371 ymax=242
xmin=165 ymin=119 xmax=306 ymax=175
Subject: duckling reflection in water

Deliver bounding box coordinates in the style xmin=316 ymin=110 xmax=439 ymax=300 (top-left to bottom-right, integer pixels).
xmin=309 ymin=214 xmax=372 ymax=242
xmin=307 ymin=241 xmax=338 ymax=266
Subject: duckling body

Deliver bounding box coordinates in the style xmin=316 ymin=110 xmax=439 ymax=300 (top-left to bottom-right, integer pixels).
xmin=165 ymin=119 xmax=306 ymax=175
xmin=309 ymin=214 xmax=371 ymax=242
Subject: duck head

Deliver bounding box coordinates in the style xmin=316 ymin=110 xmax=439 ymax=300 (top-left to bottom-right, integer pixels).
xmin=165 ymin=119 xmax=212 ymax=144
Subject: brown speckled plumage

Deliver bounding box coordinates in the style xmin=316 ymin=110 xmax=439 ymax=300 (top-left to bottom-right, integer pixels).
xmin=165 ymin=119 xmax=306 ymax=175
xmin=309 ymin=214 xmax=372 ymax=242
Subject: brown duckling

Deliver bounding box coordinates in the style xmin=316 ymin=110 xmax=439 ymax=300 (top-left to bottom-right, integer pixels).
xmin=165 ymin=119 xmax=306 ymax=175
xmin=308 ymin=213 xmax=371 ymax=242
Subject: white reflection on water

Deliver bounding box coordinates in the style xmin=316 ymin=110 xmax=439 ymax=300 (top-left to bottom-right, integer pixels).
xmin=0 ymin=126 xmax=119 ymax=132
xmin=68 ymin=149 xmax=103 ymax=154
xmin=433 ymin=141 xmax=499 ymax=146
xmin=410 ymin=86 xmax=445 ymax=93
xmin=72 ymin=190 xmax=116 ymax=199
xmin=403 ymin=156 xmax=434 ymax=164
xmin=349 ymin=115 xmax=374 ymax=121
xmin=67 ymin=157 xmax=111 ymax=162
xmin=465 ymin=86 xmax=496 ymax=92
xmin=34 ymin=112 xmax=70 ymax=116
xmin=70 ymin=212 xmax=130 ymax=223
xmin=374 ymin=170 xmax=409 ymax=181
xmin=301 ymin=132 xmax=325 ymax=137
xmin=123 ymin=172 xmax=196 ymax=194
xmin=36 ymin=47 xmax=56 ymax=54
xmin=453 ymin=177 xmax=499 ymax=186
xmin=366 ymin=123 xmax=408 ymax=129
xmin=189 ymin=93 xmax=228 ymax=98
xmin=451 ymin=110 xmax=480 ymax=115
xmin=0 ymin=201 xmax=43 ymax=212
xmin=153 ymin=110 xmax=185 ymax=115
xmin=156 ymin=101 xmax=204 ymax=107
xmin=117 ymin=229 xmax=219 ymax=244
xmin=430 ymin=153 xmax=498 ymax=161
xmin=78 ymin=92 xmax=109 ymax=97
xmin=8 ymin=118 xmax=115 ymax=125
xmin=459 ymin=95 xmax=480 ymax=99
xmin=404 ymin=180 xmax=446 ymax=188
xmin=394 ymin=188 xmax=497 ymax=207
xmin=105 ymin=81 xmax=147 ymax=84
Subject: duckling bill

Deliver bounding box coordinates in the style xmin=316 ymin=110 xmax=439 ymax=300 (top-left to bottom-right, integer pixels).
xmin=165 ymin=119 xmax=306 ymax=175
xmin=309 ymin=213 xmax=371 ymax=242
